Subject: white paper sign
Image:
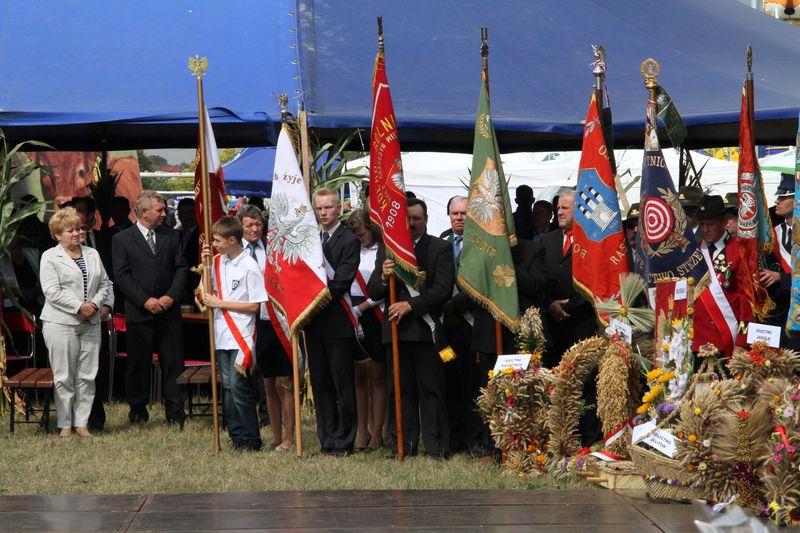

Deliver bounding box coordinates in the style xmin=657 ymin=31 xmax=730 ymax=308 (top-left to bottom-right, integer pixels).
xmin=631 ymin=420 xmax=678 ymax=458
xmin=674 ymin=279 xmax=688 ymax=301
xmin=493 ymin=354 xmax=533 ymax=373
xmin=647 ymin=287 xmax=657 ymax=309
xmin=747 ymin=323 xmax=781 ymax=348
xmin=631 ymin=420 xmax=656 ymax=444
xmin=608 ymin=318 xmax=633 ymax=343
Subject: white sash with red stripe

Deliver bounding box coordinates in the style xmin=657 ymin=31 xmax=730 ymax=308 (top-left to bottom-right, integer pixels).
xmin=354 ymin=270 xmax=384 ymax=323
xmin=699 ymin=242 xmax=737 ymax=354
xmin=214 ymin=255 xmax=255 ymax=374
xmin=590 ymin=419 xmax=633 ymax=462
xmin=775 ymin=223 xmax=792 ymax=274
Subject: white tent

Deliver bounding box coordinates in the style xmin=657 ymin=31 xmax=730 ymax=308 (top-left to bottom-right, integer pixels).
xmin=351 ymin=150 xmax=785 ymax=237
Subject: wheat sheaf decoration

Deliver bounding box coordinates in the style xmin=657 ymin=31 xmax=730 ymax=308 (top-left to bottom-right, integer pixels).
xmin=547 ymin=336 xmax=607 ymax=459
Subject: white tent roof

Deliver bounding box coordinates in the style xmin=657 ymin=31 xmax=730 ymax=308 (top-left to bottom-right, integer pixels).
xmin=351 ymin=150 xmax=784 ymax=237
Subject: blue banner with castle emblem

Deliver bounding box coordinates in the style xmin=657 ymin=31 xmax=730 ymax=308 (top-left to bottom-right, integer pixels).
xmin=572 ymin=93 xmax=628 ymax=310
xmin=634 ymin=145 xmax=709 ymax=290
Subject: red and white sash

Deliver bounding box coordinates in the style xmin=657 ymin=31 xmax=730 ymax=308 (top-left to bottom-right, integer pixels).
xmin=699 ymin=242 xmax=737 ymax=354
xmin=775 ymin=223 xmax=792 ymax=274
xmin=214 ymin=255 xmax=255 ymax=373
xmin=590 ymin=419 xmax=633 ymax=462
xmin=354 ymin=270 xmax=384 ymax=323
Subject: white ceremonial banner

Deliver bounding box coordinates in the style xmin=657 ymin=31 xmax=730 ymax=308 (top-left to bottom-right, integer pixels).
xmin=493 ymin=354 xmax=533 ymax=373
xmin=746 ymin=323 xmax=781 ymax=348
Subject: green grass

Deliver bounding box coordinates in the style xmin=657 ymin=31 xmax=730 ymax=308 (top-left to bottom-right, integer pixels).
xmin=0 ymin=401 xmax=587 ymax=495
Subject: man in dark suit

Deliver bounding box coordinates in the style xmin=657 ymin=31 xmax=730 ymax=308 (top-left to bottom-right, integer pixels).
xmin=177 ymin=198 xmax=200 ymax=307
xmin=439 ymin=196 xmax=472 ymax=454
xmin=543 ymin=190 xmax=602 ymax=446
xmin=305 ymin=188 xmax=361 ymax=455
xmin=463 ymin=237 xmax=547 ymax=458
xmin=542 ymin=191 xmax=597 ymax=366
xmin=112 ymin=191 xmax=187 ymax=427
xmin=368 ymin=198 xmax=455 ymax=458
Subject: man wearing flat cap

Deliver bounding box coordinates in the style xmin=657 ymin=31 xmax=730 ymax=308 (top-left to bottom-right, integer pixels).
xmin=759 ymin=173 xmax=800 ymax=349
xmin=693 ymin=194 xmax=751 ymax=356
xmin=623 ymin=203 xmax=640 ymax=269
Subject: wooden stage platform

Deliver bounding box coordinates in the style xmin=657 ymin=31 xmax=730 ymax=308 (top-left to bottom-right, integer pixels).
xmin=0 ymin=489 xmax=770 ymax=532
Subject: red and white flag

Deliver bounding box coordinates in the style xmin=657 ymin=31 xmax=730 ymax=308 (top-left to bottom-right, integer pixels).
xmin=193 ymin=104 xmax=228 ymax=244
xmin=264 ymin=125 xmax=330 ymax=345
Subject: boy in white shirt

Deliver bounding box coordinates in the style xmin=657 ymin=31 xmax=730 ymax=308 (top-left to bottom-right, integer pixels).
xmin=202 ymin=216 xmax=267 ymax=451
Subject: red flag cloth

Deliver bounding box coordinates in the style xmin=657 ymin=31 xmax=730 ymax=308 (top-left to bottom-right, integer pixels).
xmin=368 ymin=47 xmax=422 ymax=286
xmin=572 ymin=94 xmax=629 ymax=314
xmin=193 ymin=104 xmax=228 ymax=247
xmin=736 ymin=83 xmax=774 ymax=321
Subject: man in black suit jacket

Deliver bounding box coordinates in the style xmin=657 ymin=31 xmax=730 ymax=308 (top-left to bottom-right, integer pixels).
xmin=177 ymin=198 xmax=201 ymax=307
xmin=542 ymin=191 xmax=597 ymax=366
xmin=542 ymin=191 xmax=601 ymax=446
xmin=439 ymin=196 xmax=472 ymax=454
xmin=368 ymin=198 xmax=455 ymax=458
xmin=112 ymin=191 xmax=188 ymax=426
xmin=305 ymin=188 xmax=361 ymax=454
xmin=461 ymin=237 xmax=547 ymax=457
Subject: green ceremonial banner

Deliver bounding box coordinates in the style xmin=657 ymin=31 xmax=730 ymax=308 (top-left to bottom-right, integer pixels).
xmin=457 ymin=75 xmax=520 ymax=331
xmin=656 ymin=87 xmax=687 ymax=147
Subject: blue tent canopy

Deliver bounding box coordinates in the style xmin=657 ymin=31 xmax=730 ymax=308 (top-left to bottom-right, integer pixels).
xmin=222 ymin=147 xmax=275 ymax=197
xmin=2 ymin=0 xmax=800 ymax=151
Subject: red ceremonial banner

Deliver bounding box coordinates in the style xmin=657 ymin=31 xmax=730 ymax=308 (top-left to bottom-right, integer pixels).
xmin=369 ymin=48 xmax=420 ymax=281
xmin=193 ymin=104 xmax=228 ymax=252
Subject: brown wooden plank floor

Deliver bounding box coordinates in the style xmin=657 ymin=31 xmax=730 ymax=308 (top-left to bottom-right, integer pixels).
xmin=0 ymin=489 xmax=776 ymax=532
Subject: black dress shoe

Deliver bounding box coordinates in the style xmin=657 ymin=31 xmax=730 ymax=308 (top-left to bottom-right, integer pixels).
xmin=167 ymin=418 xmax=186 ymax=431
xmin=129 ymin=408 xmax=149 ymax=425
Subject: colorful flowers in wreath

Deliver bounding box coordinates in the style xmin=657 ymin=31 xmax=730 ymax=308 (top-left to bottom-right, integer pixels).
xmin=476 ymin=308 xmax=553 ymax=476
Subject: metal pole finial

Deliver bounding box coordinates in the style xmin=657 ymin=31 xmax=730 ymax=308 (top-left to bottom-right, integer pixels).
xmin=746 ymin=45 xmax=753 ymax=79
xmin=640 ymin=58 xmax=660 ymax=101
xmin=480 ymin=27 xmax=489 ymax=58
xmin=278 ymin=93 xmax=289 ymax=121
xmin=592 ymin=44 xmax=606 ymax=92
xmin=377 ymin=16 xmax=384 ymax=53
xmin=188 ymin=55 xmax=208 ymax=79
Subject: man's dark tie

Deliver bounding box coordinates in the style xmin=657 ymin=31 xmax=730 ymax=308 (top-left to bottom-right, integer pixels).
xmin=453 ymin=235 xmax=463 ymax=259
xmin=147 ymin=230 xmax=156 ymax=254
xmin=784 ymin=223 xmax=793 ymax=253
xmin=322 ymin=231 xmax=330 ymax=246
xmin=708 ymin=242 xmax=716 ymax=258
xmin=249 ymin=242 xmax=258 ymax=262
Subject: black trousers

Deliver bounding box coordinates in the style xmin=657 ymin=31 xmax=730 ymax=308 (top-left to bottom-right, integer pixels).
xmin=126 ymin=318 xmax=186 ymax=422
xmin=444 ymin=340 xmax=473 ymax=454
xmin=465 ymin=352 xmax=497 ymax=456
xmin=387 ymin=341 xmax=449 ymax=457
xmin=305 ymin=333 xmax=356 ymax=452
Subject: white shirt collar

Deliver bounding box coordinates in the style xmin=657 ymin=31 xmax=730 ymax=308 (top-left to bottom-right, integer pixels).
xmin=243 ymin=238 xmax=264 ymax=249
xmin=136 ymin=221 xmax=154 ymax=240
xmin=322 ymin=221 xmax=340 ymax=238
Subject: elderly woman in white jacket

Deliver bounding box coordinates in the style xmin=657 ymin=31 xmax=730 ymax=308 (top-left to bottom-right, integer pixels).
xmin=40 ymin=207 xmax=112 ymax=438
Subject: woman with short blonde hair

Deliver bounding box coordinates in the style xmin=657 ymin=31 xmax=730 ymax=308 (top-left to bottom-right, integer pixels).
xmin=40 ymin=207 xmax=113 ymax=438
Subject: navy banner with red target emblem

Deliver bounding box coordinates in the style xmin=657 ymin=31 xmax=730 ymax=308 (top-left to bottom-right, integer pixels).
xmin=633 ymin=147 xmax=708 ymax=290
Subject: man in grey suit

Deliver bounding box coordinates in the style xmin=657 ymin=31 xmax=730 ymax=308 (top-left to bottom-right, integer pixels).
xmin=112 ymin=191 xmax=187 ymax=427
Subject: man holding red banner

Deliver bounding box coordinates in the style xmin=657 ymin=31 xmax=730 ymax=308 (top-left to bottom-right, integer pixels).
xmin=306 ymin=188 xmax=360 ymax=456
xmin=694 ymin=194 xmax=751 ymax=356
xmin=367 ymin=198 xmax=455 ymax=458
